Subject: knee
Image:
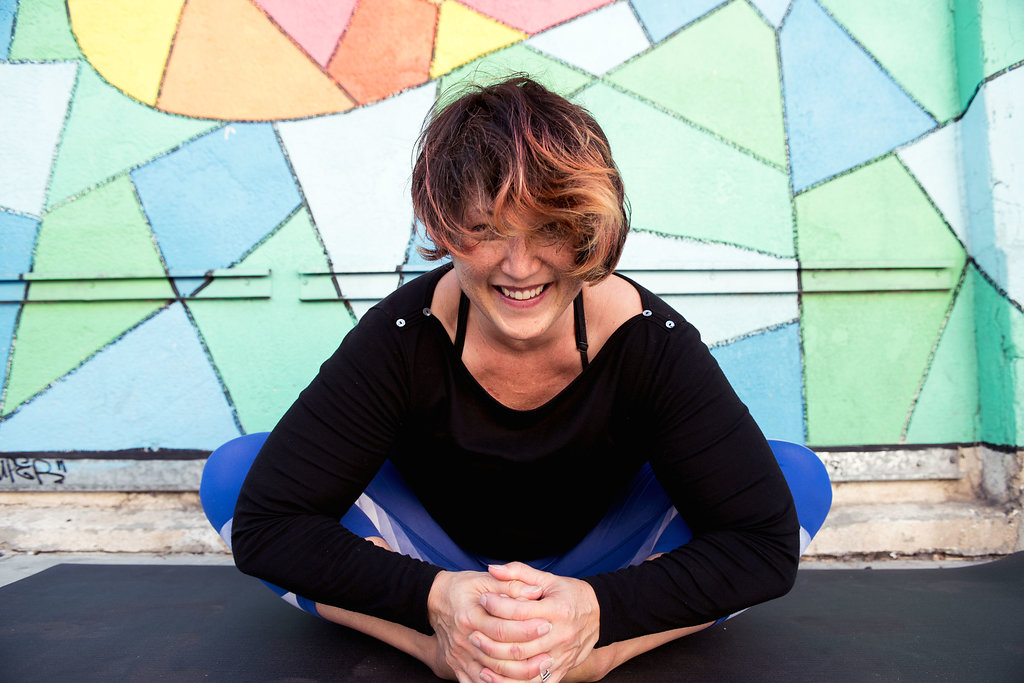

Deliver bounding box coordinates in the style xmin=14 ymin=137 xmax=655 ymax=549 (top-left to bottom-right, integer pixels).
xmin=199 ymin=432 xmax=270 ymax=531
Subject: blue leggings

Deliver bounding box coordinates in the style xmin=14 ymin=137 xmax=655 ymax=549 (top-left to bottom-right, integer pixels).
xmin=200 ymin=434 xmax=832 ymax=617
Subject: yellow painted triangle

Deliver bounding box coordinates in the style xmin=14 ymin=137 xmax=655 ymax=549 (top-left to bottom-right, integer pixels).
xmin=429 ymin=1 xmax=527 ymax=79
xmin=69 ymin=0 xmax=185 ymax=106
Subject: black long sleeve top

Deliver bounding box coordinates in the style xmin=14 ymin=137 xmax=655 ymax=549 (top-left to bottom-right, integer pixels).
xmin=232 ymin=264 xmax=800 ymax=646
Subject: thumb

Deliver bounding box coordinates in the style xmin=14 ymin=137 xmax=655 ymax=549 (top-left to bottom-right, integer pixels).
xmin=488 ymin=561 xmax=547 ymax=597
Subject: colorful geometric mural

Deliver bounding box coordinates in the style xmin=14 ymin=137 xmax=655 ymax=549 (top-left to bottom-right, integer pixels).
xmin=1 ymin=0 xmax=1023 ymax=457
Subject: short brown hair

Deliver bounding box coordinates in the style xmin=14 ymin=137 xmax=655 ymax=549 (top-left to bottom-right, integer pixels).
xmin=411 ymin=76 xmax=629 ymax=282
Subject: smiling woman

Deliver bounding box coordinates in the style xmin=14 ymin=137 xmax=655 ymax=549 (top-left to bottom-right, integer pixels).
xmin=201 ymin=75 xmax=832 ymax=683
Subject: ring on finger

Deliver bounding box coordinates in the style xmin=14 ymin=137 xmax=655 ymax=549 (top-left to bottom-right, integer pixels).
xmin=540 ymin=669 xmax=551 ymax=682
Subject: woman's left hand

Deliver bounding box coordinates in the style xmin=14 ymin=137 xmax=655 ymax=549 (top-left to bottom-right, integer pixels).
xmin=474 ymin=562 xmax=601 ymax=683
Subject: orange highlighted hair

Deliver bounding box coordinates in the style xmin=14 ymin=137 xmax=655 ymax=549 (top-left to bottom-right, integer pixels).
xmin=412 ymin=76 xmax=629 ymax=282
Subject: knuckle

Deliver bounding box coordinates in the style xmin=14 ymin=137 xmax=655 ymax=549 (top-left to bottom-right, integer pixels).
xmin=455 ymin=612 xmax=474 ymax=631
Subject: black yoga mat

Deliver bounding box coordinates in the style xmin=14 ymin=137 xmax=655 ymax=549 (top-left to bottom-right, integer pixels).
xmin=2 ymin=555 xmax=1022 ymax=682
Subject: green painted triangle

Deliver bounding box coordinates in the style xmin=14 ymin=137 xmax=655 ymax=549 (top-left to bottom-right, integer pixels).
xmin=2 ymin=302 xmax=165 ymax=415
xmin=31 ymin=175 xmax=172 ymax=298
xmin=574 ymin=81 xmax=793 ymax=256
xmin=821 ymin=0 xmax=959 ymax=123
xmin=605 ymin=1 xmax=786 ymax=167
xmin=187 ymin=208 xmax=355 ymax=433
xmin=47 ymin=65 xmax=219 ymax=208
xmin=971 ymin=266 xmax=1024 ymax=446
xmin=803 ymin=289 xmax=954 ymax=446
xmin=3 ymin=176 xmax=172 ymax=414
xmin=979 ymin=0 xmax=1024 ymax=80
xmin=905 ymin=268 xmax=979 ymax=443
xmin=796 ymin=155 xmax=966 ymax=269
xmin=438 ymin=42 xmax=594 ymax=101
xmin=8 ymin=0 xmax=84 ymax=60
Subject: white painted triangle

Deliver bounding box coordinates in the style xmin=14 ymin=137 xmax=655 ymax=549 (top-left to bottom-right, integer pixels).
xmin=277 ymin=83 xmax=436 ymax=275
xmin=526 ymin=2 xmax=650 ymax=75
xmin=896 ymin=120 xmax=968 ymax=245
xmin=617 ymin=231 xmax=798 ymax=345
xmin=982 ymin=67 xmax=1024 ymax=307
xmin=0 ymin=62 xmax=78 ymax=217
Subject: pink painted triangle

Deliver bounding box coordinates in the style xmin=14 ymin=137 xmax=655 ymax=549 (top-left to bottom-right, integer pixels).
xmin=253 ymin=0 xmax=359 ymax=67
xmin=460 ymin=0 xmax=615 ymax=34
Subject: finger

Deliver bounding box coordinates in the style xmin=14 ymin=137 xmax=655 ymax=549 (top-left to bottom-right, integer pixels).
xmin=473 ymin=609 xmax=552 ymax=643
xmin=479 ymin=652 xmax=554 ymax=683
xmin=481 ymin=592 xmax=548 ymax=622
xmin=470 ymin=628 xmax=551 ymax=662
xmin=488 ymin=562 xmax=550 ymax=588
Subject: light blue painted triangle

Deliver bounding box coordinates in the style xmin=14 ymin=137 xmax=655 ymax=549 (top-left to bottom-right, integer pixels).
xmin=781 ymin=0 xmax=936 ymax=191
xmin=0 ymin=303 xmax=17 ymax=399
xmin=0 ymin=211 xmax=38 ymax=302
xmin=1 ymin=0 xmax=14 ymax=59
xmin=629 ymin=0 xmax=725 ymax=43
xmin=401 ymin=222 xmax=449 ymax=285
xmin=0 ymin=61 xmax=77 ymax=216
xmin=748 ymin=0 xmax=791 ymax=27
xmin=0 ymin=303 xmax=241 ymax=450
xmin=710 ymin=322 xmax=805 ymax=442
xmin=131 ymin=123 xmax=301 ymax=274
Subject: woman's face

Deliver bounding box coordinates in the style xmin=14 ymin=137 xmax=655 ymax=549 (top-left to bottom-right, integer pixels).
xmin=450 ymin=213 xmax=583 ymax=349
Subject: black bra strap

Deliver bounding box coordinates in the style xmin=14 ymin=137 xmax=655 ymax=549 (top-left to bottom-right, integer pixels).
xmin=454 ymin=291 xmax=470 ymax=356
xmin=574 ymin=291 xmax=589 ymax=370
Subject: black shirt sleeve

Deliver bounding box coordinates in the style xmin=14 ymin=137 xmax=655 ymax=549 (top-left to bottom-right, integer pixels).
xmin=582 ymin=315 xmax=800 ymax=645
xmin=230 ymin=306 xmax=443 ymax=634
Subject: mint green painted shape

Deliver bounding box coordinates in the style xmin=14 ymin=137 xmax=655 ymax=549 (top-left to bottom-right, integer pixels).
xmin=605 ymin=0 xmax=786 ymax=166
xmin=972 ymin=265 xmax=1024 ymax=446
xmin=953 ymin=0 xmax=984 ymax=112
xmin=575 ymin=82 xmax=793 ymax=256
xmin=438 ymin=43 xmax=594 ymax=100
xmin=47 ymin=65 xmax=219 ymax=208
xmin=979 ymin=0 xmax=1024 ymax=77
xmin=905 ymin=268 xmax=979 ymax=443
xmin=2 ymin=176 xmax=171 ymax=415
xmin=7 ymin=0 xmax=83 ymax=60
xmin=187 ymin=208 xmax=355 ymax=433
xmin=796 ymin=156 xmax=966 ymax=271
xmin=29 ymin=175 xmax=172 ymax=300
xmin=803 ymin=290 xmax=954 ymax=446
xmin=820 ymin=0 xmax=959 ymax=123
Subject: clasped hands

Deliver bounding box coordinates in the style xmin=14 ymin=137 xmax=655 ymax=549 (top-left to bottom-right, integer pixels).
xmin=427 ymin=562 xmax=600 ymax=683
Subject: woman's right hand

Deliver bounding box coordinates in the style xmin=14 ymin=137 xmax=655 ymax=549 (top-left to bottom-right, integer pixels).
xmin=427 ymin=570 xmax=555 ymax=683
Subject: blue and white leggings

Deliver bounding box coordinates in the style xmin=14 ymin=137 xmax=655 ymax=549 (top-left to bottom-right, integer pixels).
xmin=200 ymin=434 xmax=832 ymax=619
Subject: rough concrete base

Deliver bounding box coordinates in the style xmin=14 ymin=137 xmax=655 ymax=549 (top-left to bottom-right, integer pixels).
xmin=0 ymin=492 xmax=227 ymax=555
xmin=2 ymin=446 xmax=1021 ymax=562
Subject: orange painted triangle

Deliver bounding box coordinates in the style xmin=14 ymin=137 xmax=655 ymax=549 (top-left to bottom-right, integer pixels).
xmin=328 ymin=0 xmax=437 ymax=105
xmin=158 ymin=0 xmax=356 ymax=120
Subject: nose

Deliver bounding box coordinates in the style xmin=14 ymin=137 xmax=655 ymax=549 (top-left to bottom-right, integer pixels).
xmin=501 ymin=236 xmax=541 ymax=280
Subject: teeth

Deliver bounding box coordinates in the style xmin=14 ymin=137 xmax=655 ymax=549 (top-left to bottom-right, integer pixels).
xmin=500 ymin=285 xmax=545 ymax=301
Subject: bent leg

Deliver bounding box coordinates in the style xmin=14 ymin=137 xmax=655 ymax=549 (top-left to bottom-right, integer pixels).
xmin=546 ymin=440 xmax=833 ymax=679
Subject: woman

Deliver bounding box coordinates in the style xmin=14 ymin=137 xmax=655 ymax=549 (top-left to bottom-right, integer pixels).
xmin=201 ymin=76 xmax=830 ymax=683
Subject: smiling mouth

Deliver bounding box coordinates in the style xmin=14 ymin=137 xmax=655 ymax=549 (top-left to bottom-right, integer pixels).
xmin=498 ymin=284 xmax=547 ymax=301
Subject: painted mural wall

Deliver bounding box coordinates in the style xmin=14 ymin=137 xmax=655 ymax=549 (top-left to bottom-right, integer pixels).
xmin=1 ymin=0 xmax=1023 ymax=471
